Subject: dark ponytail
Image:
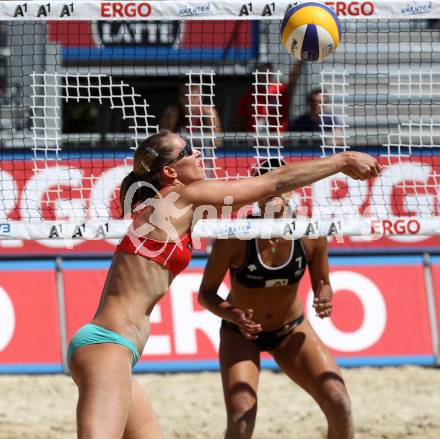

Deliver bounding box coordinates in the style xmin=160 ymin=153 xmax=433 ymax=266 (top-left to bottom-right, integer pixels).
xmin=119 ymin=171 xmax=140 ymax=217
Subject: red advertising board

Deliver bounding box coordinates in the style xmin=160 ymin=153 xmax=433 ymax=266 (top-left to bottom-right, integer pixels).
xmin=63 ymin=264 xmax=107 ymax=338
xmin=0 ymin=262 xmax=62 ymax=372
xmin=297 ymin=259 xmax=433 ymax=360
xmin=60 ymin=257 xmax=435 ymax=370
xmin=0 ymin=256 xmax=436 ymax=372
xmin=1 ymin=156 xmax=439 ymax=255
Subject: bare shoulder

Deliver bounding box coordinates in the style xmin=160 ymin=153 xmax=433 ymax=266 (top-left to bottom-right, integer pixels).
xmin=302 ymin=237 xmax=327 ymax=260
xmin=211 ymin=238 xmax=246 ymax=267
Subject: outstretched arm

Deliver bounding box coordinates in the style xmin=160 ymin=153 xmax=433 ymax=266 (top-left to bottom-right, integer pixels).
xmin=182 ymin=151 xmax=381 ymax=208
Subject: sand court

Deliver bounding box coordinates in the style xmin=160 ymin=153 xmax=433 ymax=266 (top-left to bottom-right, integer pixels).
xmin=0 ymin=366 xmax=439 ymax=439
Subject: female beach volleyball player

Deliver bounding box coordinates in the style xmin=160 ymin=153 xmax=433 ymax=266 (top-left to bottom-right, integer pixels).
xmin=67 ymin=130 xmax=379 ymax=438
xmin=198 ymin=159 xmax=352 ymax=439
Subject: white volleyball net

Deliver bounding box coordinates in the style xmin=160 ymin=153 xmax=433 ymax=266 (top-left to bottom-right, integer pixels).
xmin=0 ymin=0 xmax=439 ymax=240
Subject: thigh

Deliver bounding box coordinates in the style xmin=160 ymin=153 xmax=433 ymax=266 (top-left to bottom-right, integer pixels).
xmin=219 ymin=326 xmax=261 ymax=415
xmin=70 ymin=343 xmax=134 ymax=439
xmin=123 ymin=378 xmax=163 ymax=439
xmin=272 ymin=318 xmax=346 ymax=400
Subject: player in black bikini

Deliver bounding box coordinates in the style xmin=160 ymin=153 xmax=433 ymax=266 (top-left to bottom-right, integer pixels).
xmin=199 ymin=158 xmax=353 ymax=439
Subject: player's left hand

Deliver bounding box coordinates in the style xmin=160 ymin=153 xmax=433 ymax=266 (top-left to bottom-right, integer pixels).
xmin=313 ymin=280 xmax=333 ymax=318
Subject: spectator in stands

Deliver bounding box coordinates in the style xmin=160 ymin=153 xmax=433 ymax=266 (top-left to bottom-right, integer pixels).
xmin=160 ymin=83 xmax=222 ymax=137
xmin=235 ymin=62 xmax=302 ymax=133
xmin=288 ymin=88 xmax=340 ymax=132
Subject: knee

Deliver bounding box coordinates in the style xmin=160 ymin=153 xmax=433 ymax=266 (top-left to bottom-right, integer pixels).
xmin=225 ymin=395 xmax=257 ymax=439
xmin=318 ymin=385 xmax=352 ymax=419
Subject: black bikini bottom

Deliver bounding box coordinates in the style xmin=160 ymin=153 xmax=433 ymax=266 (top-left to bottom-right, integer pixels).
xmin=221 ymin=314 xmax=305 ymax=352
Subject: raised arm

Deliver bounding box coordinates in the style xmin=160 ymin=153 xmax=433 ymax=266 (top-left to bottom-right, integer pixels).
xmin=307 ymin=237 xmax=332 ymax=319
xmin=202 ymin=106 xmax=222 ymax=146
xmin=182 ymin=151 xmax=380 ymax=208
xmin=198 ymin=240 xmax=262 ymax=337
xmin=286 ymin=61 xmax=303 ymax=109
xmin=202 ymin=106 xmax=222 ymax=136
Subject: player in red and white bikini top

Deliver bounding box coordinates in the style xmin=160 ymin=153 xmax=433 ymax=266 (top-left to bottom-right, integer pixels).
xmin=116 ymin=179 xmax=193 ymax=278
xmin=116 ymin=230 xmax=192 ymax=278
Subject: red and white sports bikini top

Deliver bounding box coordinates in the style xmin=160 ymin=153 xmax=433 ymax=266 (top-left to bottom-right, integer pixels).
xmin=116 ymin=184 xmax=193 ymax=277
xmin=116 ymin=231 xmax=192 ymax=278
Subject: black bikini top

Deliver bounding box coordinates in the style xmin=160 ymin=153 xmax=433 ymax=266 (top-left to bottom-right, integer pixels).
xmin=230 ymin=238 xmax=307 ymax=289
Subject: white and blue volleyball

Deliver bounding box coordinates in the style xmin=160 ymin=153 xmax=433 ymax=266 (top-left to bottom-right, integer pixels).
xmin=280 ymin=2 xmax=341 ymax=62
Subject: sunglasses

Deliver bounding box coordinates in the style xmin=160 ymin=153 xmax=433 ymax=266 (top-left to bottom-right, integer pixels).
xmin=139 ymin=142 xmax=194 ymax=178
xmin=165 ymin=142 xmax=193 ymax=166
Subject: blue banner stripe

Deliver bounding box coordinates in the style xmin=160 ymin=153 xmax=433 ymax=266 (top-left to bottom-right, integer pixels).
xmin=0 ymin=364 xmax=64 ymax=374
xmin=0 ymin=357 xmax=435 ymax=374
xmin=61 ymin=260 xmax=112 ymax=270
xmin=128 ymin=354 xmax=438 ymax=373
xmin=0 ymin=254 xmax=427 ymax=271
xmin=0 ymin=260 xmax=55 ymax=271
xmin=63 ymin=47 xmax=254 ymax=62
xmin=328 ymin=255 xmax=424 ymax=265
xmin=2 ymin=148 xmax=440 ymax=161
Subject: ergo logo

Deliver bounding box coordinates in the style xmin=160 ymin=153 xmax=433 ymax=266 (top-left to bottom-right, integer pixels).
xmin=371 ymin=219 xmax=421 ymax=235
xmin=101 ymin=2 xmax=152 ymax=18
xmin=325 ymin=1 xmax=375 ymax=16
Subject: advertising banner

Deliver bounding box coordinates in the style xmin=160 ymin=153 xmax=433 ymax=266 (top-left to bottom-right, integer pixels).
xmin=1 ymin=155 xmax=439 ymax=254
xmin=60 ymin=256 xmax=435 ymax=371
xmin=0 ymin=261 xmax=62 ymax=373
xmin=47 ymin=19 xmax=258 ymax=64
xmin=0 ymin=255 xmax=436 ymax=372
xmin=0 ymin=1 xmax=438 ymax=21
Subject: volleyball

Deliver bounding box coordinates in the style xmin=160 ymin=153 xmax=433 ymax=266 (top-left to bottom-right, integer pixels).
xmin=280 ymin=2 xmax=341 ymax=62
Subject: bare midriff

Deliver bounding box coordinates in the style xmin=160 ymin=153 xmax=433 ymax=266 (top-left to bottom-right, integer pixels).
xmin=228 ymin=279 xmax=304 ymax=330
xmin=92 ymin=252 xmax=173 ymax=354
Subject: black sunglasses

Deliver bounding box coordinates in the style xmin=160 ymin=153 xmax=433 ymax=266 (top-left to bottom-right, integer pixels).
xmin=139 ymin=143 xmax=193 ymax=179
xmin=165 ymin=143 xmax=193 ymax=166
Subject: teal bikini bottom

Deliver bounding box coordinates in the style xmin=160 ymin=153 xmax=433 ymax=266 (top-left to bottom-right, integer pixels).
xmin=67 ymin=323 xmax=140 ymax=368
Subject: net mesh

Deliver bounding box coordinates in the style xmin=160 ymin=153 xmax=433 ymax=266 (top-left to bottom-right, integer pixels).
xmin=0 ymin=6 xmax=439 ymax=238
